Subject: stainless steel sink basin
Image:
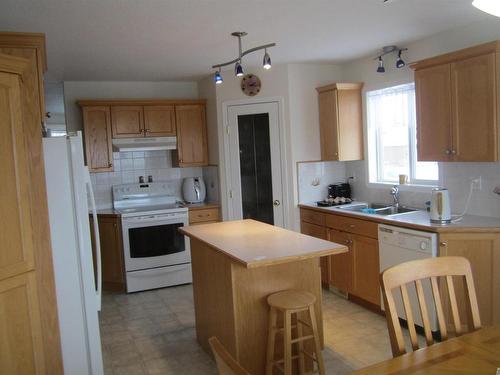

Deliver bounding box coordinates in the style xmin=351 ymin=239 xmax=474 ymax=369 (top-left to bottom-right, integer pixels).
xmin=338 ymin=203 xmax=417 ymax=216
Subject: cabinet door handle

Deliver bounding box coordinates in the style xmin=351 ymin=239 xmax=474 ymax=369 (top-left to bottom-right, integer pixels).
xmin=145 ymin=128 xmax=150 ymax=132
xmin=451 ymin=150 xmax=456 ymax=155
xmin=445 ymin=149 xmax=451 ymax=155
xmin=108 ymin=163 xmax=112 ymax=168
xmin=439 ymin=241 xmax=447 ymax=247
xmin=348 ymin=224 xmax=355 ymax=228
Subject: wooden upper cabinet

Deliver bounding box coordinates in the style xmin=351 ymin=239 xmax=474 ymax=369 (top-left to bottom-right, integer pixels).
xmin=0 ymin=32 xmax=47 ymax=124
xmin=452 ymin=53 xmax=496 ymax=162
xmin=411 ymin=41 xmax=500 ymax=162
xmin=144 ymin=105 xmax=176 ymax=137
xmin=174 ymin=104 xmax=208 ymax=167
xmin=415 ymin=64 xmax=453 ymax=161
xmin=111 ymin=106 xmax=144 ymax=138
xmin=317 ymin=83 xmax=364 ymax=161
xmin=82 ymin=106 xmax=113 ymax=172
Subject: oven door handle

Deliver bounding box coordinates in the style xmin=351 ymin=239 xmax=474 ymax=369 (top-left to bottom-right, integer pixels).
xmin=123 ymin=215 xmax=187 ymax=224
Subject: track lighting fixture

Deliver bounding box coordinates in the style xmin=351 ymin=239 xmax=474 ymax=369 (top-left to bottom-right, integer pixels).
xmin=396 ymin=49 xmax=407 ymax=69
xmin=374 ymin=45 xmax=408 ymax=73
xmin=377 ymin=56 xmax=385 ymax=73
xmin=214 ymin=69 xmax=223 ymax=84
xmin=263 ymin=49 xmax=272 ymax=70
xmin=472 ymin=0 xmax=500 ymax=17
xmin=211 ymin=32 xmax=276 ymax=84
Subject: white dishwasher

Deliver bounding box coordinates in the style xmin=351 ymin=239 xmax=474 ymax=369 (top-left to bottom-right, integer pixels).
xmin=378 ymin=224 xmax=438 ymax=331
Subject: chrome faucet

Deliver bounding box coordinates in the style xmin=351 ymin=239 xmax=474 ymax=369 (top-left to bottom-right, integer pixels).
xmin=390 ymin=185 xmax=400 ymax=208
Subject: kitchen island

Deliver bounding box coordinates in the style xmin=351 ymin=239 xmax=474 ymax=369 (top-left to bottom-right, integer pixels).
xmin=179 ymin=219 xmax=347 ymax=374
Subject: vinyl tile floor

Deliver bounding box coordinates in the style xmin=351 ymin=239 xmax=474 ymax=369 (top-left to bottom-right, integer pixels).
xmin=99 ymin=285 xmax=411 ymax=374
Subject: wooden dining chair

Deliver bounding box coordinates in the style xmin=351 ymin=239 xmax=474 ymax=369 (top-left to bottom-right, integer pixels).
xmin=209 ymin=336 xmax=251 ymax=375
xmin=380 ymin=256 xmax=481 ymax=357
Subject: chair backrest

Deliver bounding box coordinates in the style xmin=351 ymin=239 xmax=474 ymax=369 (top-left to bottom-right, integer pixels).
xmin=208 ymin=336 xmax=251 ymax=375
xmin=380 ymin=256 xmax=481 ymax=357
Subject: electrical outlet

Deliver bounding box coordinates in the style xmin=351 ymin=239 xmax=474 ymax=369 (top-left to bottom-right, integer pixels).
xmin=471 ymin=177 xmax=482 ymax=191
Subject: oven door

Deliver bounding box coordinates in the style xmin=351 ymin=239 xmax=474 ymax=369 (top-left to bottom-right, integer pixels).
xmin=121 ymin=213 xmax=190 ymax=272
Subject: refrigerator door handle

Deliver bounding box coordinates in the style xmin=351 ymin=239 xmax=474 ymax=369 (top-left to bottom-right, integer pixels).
xmin=85 ymin=167 xmax=102 ymax=311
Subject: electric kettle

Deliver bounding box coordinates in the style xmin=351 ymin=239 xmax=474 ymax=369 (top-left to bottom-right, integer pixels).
xmin=182 ymin=177 xmax=206 ymax=204
xmin=430 ymin=187 xmax=451 ymax=224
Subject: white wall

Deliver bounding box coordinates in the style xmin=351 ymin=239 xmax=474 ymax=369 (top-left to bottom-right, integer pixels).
xmin=197 ymin=76 xmax=219 ymax=165
xmin=63 ymin=81 xmax=198 ymax=132
xmin=342 ymin=18 xmax=500 ymax=218
xmin=287 ymin=64 xmax=344 ymax=229
xmin=208 ymin=63 xmax=344 ymax=230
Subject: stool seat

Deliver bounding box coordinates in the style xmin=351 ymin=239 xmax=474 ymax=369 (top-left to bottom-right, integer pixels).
xmin=267 ymin=290 xmax=316 ymax=310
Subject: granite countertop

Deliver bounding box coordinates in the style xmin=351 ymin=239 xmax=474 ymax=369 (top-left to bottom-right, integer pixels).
xmin=179 ymin=219 xmax=348 ymax=268
xmin=299 ymin=202 xmax=500 ymax=233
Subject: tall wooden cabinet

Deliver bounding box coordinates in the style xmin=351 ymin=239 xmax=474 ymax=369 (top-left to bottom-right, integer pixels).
xmin=0 ymin=37 xmax=63 ymax=374
xmin=316 ymin=82 xmax=364 ymax=161
xmin=411 ymin=41 xmax=500 ymax=162
xmin=78 ymin=99 xmax=208 ymax=171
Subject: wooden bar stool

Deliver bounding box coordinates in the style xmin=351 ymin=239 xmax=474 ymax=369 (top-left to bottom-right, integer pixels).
xmin=265 ymin=290 xmax=325 ymax=375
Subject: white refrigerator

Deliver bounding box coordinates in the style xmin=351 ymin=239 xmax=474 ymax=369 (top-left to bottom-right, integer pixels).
xmin=43 ymin=132 xmax=104 ymax=375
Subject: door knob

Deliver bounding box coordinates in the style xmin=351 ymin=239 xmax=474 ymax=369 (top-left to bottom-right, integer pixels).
xmin=273 ymin=200 xmax=281 ymax=206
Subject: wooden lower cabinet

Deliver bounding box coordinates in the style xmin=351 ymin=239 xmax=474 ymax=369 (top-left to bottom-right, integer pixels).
xmin=438 ymin=232 xmax=500 ymax=327
xmin=351 ymin=234 xmax=380 ymax=306
xmin=301 ymin=221 xmax=329 ymax=286
xmin=328 ymin=229 xmax=353 ymax=293
xmin=91 ymin=215 xmax=126 ymax=292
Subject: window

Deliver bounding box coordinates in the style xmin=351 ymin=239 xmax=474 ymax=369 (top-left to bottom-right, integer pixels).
xmin=367 ymin=83 xmax=438 ymax=185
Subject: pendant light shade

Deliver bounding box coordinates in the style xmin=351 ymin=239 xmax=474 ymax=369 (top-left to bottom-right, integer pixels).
xmin=377 ymin=56 xmax=385 ymax=73
xmin=235 ymin=61 xmax=244 ymax=77
xmin=472 ymin=0 xmax=500 ymax=17
xmin=214 ymin=70 xmax=223 ymax=84
xmin=263 ymin=49 xmax=272 ymax=70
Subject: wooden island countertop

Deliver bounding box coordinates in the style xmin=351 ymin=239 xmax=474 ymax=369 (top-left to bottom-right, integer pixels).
xmin=179 ymin=219 xmax=347 ymax=268
xmin=179 ymin=219 xmax=347 ymax=374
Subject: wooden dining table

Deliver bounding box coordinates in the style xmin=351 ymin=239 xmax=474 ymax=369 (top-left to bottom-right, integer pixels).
xmin=350 ymin=326 xmax=500 ymax=375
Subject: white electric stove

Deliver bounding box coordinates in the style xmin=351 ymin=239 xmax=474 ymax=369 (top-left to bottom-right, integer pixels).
xmin=113 ymin=183 xmax=192 ymax=292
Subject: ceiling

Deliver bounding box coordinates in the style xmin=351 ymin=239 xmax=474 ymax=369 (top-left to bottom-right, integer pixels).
xmin=0 ymin=0 xmax=488 ymax=82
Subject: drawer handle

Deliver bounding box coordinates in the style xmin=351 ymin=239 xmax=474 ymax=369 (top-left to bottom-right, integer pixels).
xmin=440 ymin=241 xmax=447 ymax=247
xmin=348 ymin=224 xmax=355 ymax=228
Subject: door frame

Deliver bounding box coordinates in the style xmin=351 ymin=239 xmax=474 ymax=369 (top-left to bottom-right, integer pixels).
xmin=221 ymin=97 xmax=291 ymax=229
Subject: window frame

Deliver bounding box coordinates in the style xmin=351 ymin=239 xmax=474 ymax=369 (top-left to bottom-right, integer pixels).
xmin=367 ymin=83 xmax=439 ymax=187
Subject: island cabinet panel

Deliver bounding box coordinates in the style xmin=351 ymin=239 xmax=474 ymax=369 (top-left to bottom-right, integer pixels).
xmin=143 ymin=105 xmax=176 ymax=136
xmin=111 ymin=106 xmax=144 ymax=138
xmin=411 ymin=41 xmax=500 ymax=162
xmin=438 ymin=232 xmax=500 ymax=327
xmin=173 ymin=104 xmax=208 ymax=167
xmin=301 ymin=221 xmax=329 ymax=286
xmin=82 ymin=106 xmax=113 ymax=172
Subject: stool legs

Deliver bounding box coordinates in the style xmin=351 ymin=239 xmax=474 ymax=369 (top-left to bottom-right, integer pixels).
xmin=308 ymin=305 xmax=325 ymax=375
xmin=284 ymin=311 xmax=292 ymax=374
xmin=266 ymin=307 xmax=278 ymax=375
xmin=265 ymin=306 xmax=325 ymax=375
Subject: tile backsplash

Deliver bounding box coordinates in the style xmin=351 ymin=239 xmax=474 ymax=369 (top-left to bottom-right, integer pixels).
xmin=297 ymin=161 xmax=347 ymax=203
xmin=90 ymin=150 xmax=202 ymax=208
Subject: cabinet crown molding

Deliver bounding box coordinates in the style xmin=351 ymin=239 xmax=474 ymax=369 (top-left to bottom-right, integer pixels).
xmin=0 ymin=32 xmax=47 ymax=71
xmin=410 ymin=40 xmax=500 ymax=71
xmin=77 ymin=98 xmax=207 ymax=107
xmin=316 ymin=82 xmax=364 ymax=93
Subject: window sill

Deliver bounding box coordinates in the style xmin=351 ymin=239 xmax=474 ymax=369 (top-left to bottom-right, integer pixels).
xmin=367 ymin=181 xmax=438 ymax=193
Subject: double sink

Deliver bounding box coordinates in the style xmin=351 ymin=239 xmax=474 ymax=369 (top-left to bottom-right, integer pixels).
xmin=335 ymin=202 xmax=417 ymax=217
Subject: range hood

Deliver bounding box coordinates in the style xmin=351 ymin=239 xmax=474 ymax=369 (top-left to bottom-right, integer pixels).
xmin=112 ymin=136 xmax=177 ymax=152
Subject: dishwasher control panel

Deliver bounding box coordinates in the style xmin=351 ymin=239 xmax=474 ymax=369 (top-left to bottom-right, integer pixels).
xmin=378 ymin=225 xmax=437 ymax=255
